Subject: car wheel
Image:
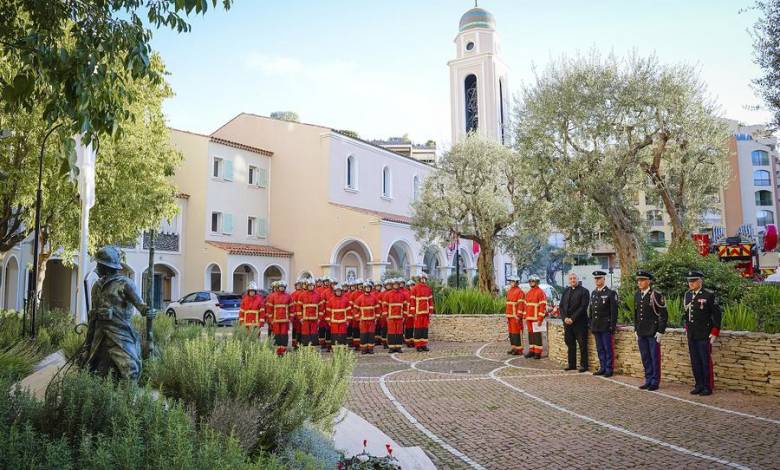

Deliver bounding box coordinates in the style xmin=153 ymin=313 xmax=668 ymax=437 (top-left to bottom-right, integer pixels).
xmin=203 ymin=311 xmax=216 ymax=327
xmin=166 ymin=309 xmax=177 ymax=325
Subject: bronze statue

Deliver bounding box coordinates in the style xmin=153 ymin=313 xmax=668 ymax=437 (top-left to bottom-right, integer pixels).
xmin=79 ymin=246 xmax=155 ymax=381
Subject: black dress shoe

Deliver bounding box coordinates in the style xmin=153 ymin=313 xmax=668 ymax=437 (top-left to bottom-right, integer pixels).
xmin=639 ymin=383 xmax=650 ymax=390
xmin=604 ymin=371 xmax=613 ymax=378
xmin=524 ymin=353 xmax=534 ymax=359
xmin=564 ymin=366 xmax=576 ymax=371
xmin=533 ymin=354 xmax=541 ymax=359
xmin=507 ymin=349 xmax=516 ymax=355
xmin=647 ymin=384 xmax=659 ymax=391
xmin=699 ymin=388 xmax=712 ymax=396
xmin=593 ymin=370 xmax=605 ymax=376
xmin=421 ymin=346 xmax=430 ymax=352
xmin=578 ymin=367 xmax=588 ymax=373
xmin=690 ymin=387 xmax=702 ymax=395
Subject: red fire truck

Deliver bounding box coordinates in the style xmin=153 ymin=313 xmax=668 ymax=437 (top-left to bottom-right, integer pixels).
xmin=692 ymin=224 xmax=778 ymax=279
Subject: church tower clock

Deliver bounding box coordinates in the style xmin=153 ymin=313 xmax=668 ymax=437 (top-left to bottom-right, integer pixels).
xmin=448 ymin=3 xmax=510 ymax=145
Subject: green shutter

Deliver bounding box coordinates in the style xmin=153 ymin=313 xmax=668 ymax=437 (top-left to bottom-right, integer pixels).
xmin=223 ymin=213 xmax=233 ymax=234
xmin=257 ymin=218 xmax=267 ymax=238
xmin=258 ymin=167 xmax=268 ymax=188
xmin=223 ymin=160 xmax=234 ymax=181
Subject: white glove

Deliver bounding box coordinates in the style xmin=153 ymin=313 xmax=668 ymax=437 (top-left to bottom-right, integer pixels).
xmin=654 ymin=332 xmax=662 ymax=344
xmin=709 ymin=334 xmax=716 ymax=345
xmin=634 ymin=331 xmax=638 ymax=339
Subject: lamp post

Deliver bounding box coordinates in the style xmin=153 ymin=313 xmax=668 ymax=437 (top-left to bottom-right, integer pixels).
xmin=454 ymin=234 xmax=461 ymax=289
xmin=26 ymin=123 xmax=62 ymax=338
xmin=143 ymin=229 xmax=156 ymax=359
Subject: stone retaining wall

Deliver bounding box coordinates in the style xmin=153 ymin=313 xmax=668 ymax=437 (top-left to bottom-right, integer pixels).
xmin=546 ymin=321 xmax=779 ymax=397
xmin=429 ymin=315 xmax=780 ymax=396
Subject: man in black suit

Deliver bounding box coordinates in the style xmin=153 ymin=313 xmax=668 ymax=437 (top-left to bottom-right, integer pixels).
xmin=683 ymin=271 xmax=722 ymax=396
xmin=560 ymin=272 xmax=590 ymax=372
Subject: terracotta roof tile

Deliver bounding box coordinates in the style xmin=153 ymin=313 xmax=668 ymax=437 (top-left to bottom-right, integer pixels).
xmin=209 ymin=136 xmax=273 ymax=157
xmin=206 ymin=241 xmax=293 ymax=257
xmin=330 ymin=202 xmax=412 ymax=225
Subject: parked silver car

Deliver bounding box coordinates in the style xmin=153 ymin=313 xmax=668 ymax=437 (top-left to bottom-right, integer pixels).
xmin=165 ymin=291 xmax=241 ymax=326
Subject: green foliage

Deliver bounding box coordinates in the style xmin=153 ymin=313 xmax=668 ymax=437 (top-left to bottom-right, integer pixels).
xmin=741 ymin=284 xmax=780 ymax=333
xmin=277 ymin=425 xmax=342 ymax=470
xmin=271 ymin=111 xmax=300 ymax=122
xmin=447 ymin=272 xmax=469 ymax=288
xmin=617 ymin=288 xmax=636 ymax=325
xmin=146 ymin=335 xmax=355 ymax=452
xmin=0 ymin=341 xmax=39 ymax=382
xmin=437 ymin=289 xmax=503 ymax=315
xmin=0 ymin=309 xmax=75 ymax=380
xmin=381 ymin=270 xmax=406 ymax=282
xmin=639 ymin=242 xmax=748 ymax=305
xmin=722 ymin=304 xmax=758 ymax=332
xmin=665 ymin=297 xmax=683 ymax=328
xmin=0 ymin=371 xmax=283 ymax=469
xmin=749 ymin=0 xmax=780 ymax=129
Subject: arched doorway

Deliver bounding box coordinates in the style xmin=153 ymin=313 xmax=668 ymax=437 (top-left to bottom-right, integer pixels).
xmin=387 ymin=240 xmax=413 ymax=278
xmin=206 ymin=264 xmax=222 ymax=291
xmin=232 ymin=264 xmax=257 ymax=294
xmin=423 ymin=246 xmax=445 ymax=279
xmin=331 ymin=239 xmax=373 ymax=282
xmin=143 ymin=264 xmax=178 ymax=310
xmin=263 ymin=265 xmax=283 ymax=290
xmin=40 ymin=259 xmax=74 ymax=312
xmin=3 ymin=257 xmax=19 ymax=310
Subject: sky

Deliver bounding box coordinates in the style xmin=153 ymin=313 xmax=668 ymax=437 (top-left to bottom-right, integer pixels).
xmin=151 ymin=0 xmax=772 ymax=150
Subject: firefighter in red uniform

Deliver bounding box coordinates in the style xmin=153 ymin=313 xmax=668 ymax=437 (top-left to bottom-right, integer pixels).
xmin=410 ymin=273 xmax=434 ymax=352
xmin=239 ymin=282 xmax=265 ymax=336
xmin=318 ymin=277 xmax=334 ymax=350
xmin=290 ymin=279 xmax=305 ymax=349
xmin=398 ymin=279 xmax=414 ymax=347
xmin=385 ymin=278 xmax=408 ymax=353
xmin=524 ymin=275 xmax=547 ymax=359
xmin=265 ymin=280 xmax=293 ymax=356
xmin=298 ymin=279 xmax=321 ymax=347
xmin=504 ymin=276 xmax=525 ymax=355
xmin=343 ymin=280 xmax=354 ymax=346
xmin=349 ymin=279 xmax=364 ymax=349
xmin=353 ymin=281 xmax=379 ymax=354
xmin=376 ymin=280 xmax=390 ymax=348
xmin=326 ymin=283 xmax=351 ymax=348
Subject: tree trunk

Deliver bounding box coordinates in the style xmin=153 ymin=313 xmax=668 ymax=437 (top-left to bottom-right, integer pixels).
xmin=34 ymin=229 xmax=51 ymax=308
xmin=657 ymin=187 xmax=687 ymax=246
xmin=604 ymin=204 xmax=641 ymax=276
xmin=476 ymin=241 xmax=496 ymax=294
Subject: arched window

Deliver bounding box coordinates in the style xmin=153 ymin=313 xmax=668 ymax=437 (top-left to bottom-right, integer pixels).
xmin=757 ymin=210 xmax=774 ymax=227
xmin=648 ymin=230 xmax=666 ymax=246
xmin=752 ymin=150 xmax=770 ymax=166
xmin=464 ymin=74 xmax=478 ymax=133
xmin=206 ymin=264 xmax=221 ymax=291
xmin=646 ymin=210 xmax=664 ymax=227
xmin=412 ymin=175 xmax=420 ymax=201
xmin=756 ymin=190 xmax=773 ymax=206
xmin=382 ymin=166 xmax=391 ymax=198
xmin=754 ymin=170 xmax=771 ymax=186
xmin=346 ymin=155 xmax=357 ymax=190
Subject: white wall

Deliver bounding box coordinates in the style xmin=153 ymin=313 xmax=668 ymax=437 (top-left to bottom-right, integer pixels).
xmin=327 ymin=133 xmax=431 ymax=217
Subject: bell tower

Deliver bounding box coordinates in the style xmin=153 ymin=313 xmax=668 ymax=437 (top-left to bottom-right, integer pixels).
xmin=448 ymin=3 xmax=510 ymax=145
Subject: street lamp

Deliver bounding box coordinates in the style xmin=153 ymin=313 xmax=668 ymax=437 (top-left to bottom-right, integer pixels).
xmin=26 ymin=123 xmax=63 ymax=338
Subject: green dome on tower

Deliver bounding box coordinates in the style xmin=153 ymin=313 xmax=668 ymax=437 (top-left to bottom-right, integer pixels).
xmin=459 ymin=7 xmax=496 ymax=32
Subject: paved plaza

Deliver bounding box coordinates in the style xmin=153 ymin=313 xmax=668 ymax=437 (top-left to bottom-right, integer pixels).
xmin=346 ymin=342 xmax=780 ymax=470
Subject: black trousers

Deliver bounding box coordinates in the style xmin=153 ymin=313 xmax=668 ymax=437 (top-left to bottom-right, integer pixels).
xmin=564 ymin=323 xmax=589 ymax=368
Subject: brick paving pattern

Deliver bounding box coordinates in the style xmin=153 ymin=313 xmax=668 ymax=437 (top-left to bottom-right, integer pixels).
xmin=345 ymin=341 xmax=780 ymax=470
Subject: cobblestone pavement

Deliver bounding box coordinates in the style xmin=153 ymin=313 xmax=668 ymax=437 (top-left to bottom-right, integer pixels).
xmin=345 ymin=342 xmax=780 ymax=470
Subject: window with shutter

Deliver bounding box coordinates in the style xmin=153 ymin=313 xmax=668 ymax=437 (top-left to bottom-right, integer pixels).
xmin=258 ymin=168 xmax=268 ymax=188
xmin=247 ymin=217 xmax=256 ymax=236
xmin=223 ymin=160 xmax=234 ymax=181
xmin=222 ymin=213 xmax=234 ymax=234
xmin=211 ymin=212 xmax=221 ymax=233
xmin=257 ymin=218 xmax=267 ymax=238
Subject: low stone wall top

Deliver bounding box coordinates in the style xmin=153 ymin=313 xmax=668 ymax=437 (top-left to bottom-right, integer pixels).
xmin=429 ymin=314 xmax=780 ymax=397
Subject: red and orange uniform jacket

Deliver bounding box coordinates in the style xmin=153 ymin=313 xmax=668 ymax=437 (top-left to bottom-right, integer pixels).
xmin=265 ymin=291 xmax=293 ymax=324
xmin=239 ymin=293 xmax=265 ymax=326
xmin=524 ymin=286 xmax=548 ymax=322
xmin=325 ymin=294 xmax=352 ymax=326
xmin=400 ymin=288 xmax=413 ymax=319
xmin=353 ymin=292 xmax=379 ymax=322
xmin=297 ymin=290 xmax=322 ymax=322
xmin=290 ymin=288 xmax=304 ymax=321
xmin=409 ymin=283 xmax=434 ymax=317
xmin=383 ymin=289 xmax=408 ymax=320
xmin=505 ymin=286 xmax=525 ymax=320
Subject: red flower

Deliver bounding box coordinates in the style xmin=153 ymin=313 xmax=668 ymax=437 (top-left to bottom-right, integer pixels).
xmin=386 ymin=444 xmax=393 ymax=456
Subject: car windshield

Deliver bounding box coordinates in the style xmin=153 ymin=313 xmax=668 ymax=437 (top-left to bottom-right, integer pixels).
xmin=217 ymin=295 xmax=241 ymax=308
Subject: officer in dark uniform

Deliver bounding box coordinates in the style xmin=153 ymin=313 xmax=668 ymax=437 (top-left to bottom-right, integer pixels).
xmin=634 ymin=271 xmax=667 ymax=391
xmin=588 ymin=270 xmax=618 ymax=377
xmin=683 ymin=271 xmax=722 ymax=396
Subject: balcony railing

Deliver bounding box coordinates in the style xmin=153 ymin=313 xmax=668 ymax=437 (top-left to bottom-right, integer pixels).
xmin=143 ymin=232 xmax=180 ymax=252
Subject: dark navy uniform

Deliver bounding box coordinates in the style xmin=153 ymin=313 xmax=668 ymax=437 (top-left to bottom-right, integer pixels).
xmin=684 ymin=271 xmax=722 ymax=395
xmin=633 ymin=271 xmax=667 ymax=390
xmin=588 ymin=272 xmax=618 ymax=376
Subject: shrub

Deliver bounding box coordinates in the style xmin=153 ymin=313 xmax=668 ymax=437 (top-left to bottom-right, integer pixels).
xmin=0 ymin=372 xmax=283 ymax=469
xmin=741 ymin=284 xmax=780 ymax=333
xmin=721 ymin=304 xmax=758 ymax=332
xmin=617 ymin=288 xmax=635 ymax=325
xmin=638 ymin=242 xmax=749 ymax=306
xmin=665 ymin=297 xmax=683 ymax=328
xmin=447 ymin=272 xmax=469 ymax=288
xmin=437 ymin=289 xmax=503 ymax=315
xmin=146 ymin=336 xmax=355 ymax=452
xmin=277 ymin=424 xmax=341 ymax=470
xmin=0 ymin=341 xmax=40 ymax=382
